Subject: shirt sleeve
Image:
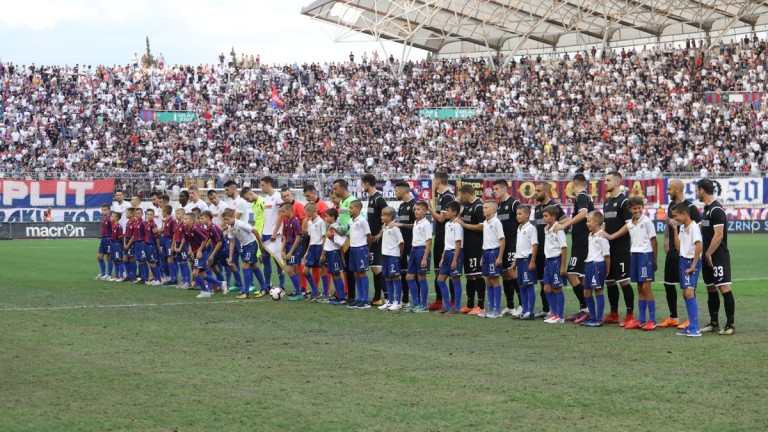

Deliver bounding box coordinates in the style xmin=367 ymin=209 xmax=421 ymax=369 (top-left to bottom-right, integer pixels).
xmin=575 ymin=195 xmax=589 ymax=213
xmin=690 ymin=204 xmax=702 ymax=223
xmin=364 ymin=220 xmax=372 ymax=236
xmin=619 ymin=198 xmax=632 ymax=221
xmin=711 ymin=207 xmax=726 ymax=227
xmin=496 ymin=220 xmax=505 ymax=239
xmin=557 ymin=204 xmax=566 ymax=220
xmin=557 ymin=230 xmax=567 ymax=248
xmin=424 ymin=221 xmax=433 ymax=238
xmin=692 ymin=224 xmax=703 ymax=244
xmin=529 ymin=227 xmax=538 ymax=245
xmin=599 ymin=237 xmax=611 ymax=256
xmin=395 ymin=228 xmax=404 ymax=244
xmin=644 ymin=219 xmax=656 ymax=239
xmin=473 ymin=204 xmax=484 ymax=223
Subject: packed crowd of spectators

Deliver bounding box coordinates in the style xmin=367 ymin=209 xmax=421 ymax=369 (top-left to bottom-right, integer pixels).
xmin=1 ymin=35 xmax=767 ymax=181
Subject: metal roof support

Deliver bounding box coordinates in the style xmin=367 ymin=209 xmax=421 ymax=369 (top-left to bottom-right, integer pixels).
xmin=708 ymin=0 xmax=766 ymax=49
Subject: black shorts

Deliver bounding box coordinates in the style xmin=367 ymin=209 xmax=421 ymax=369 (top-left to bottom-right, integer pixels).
xmin=502 ymin=245 xmax=515 ymax=270
xmin=606 ymin=248 xmax=630 ymax=283
xmin=567 ymin=244 xmax=587 ymax=276
xmin=399 ymin=244 xmax=412 ymax=275
xmin=463 ymin=246 xmax=482 ymax=276
xmin=664 ymin=249 xmax=680 ymax=284
xmin=702 ymin=251 xmax=732 ymax=286
xmin=536 ymin=249 xmax=545 ymax=280
xmin=369 ymin=240 xmax=382 ymax=267
xmin=433 ymin=241 xmax=445 ymax=274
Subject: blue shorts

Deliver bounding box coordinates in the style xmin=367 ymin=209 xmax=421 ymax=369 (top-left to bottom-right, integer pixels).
xmin=212 ymin=247 xmax=229 ymax=268
xmin=240 ymin=242 xmax=258 ymax=264
xmin=111 ymin=241 xmax=123 ymax=261
xmin=193 ymin=250 xmax=210 ymax=271
xmin=584 ymin=261 xmax=607 ymax=290
xmin=542 ymin=256 xmax=564 ymax=288
xmin=482 ymin=249 xmax=501 ymax=277
xmin=136 ymin=242 xmax=148 ymax=262
xmin=285 ymin=243 xmax=304 ymax=267
xmin=146 ymin=243 xmax=159 ymax=263
xmin=160 ymin=237 xmax=173 ymax=259
xmin=439 ymin=249 xmax=463 ymax=278
xmin=174 ymin=242 xmax=188 ymax=262
xmin=125 ymin=242 xmax=135 ymax=258
xmin=630 ymin=252 xmax=655 ymax=283
xmin=382 ymin=255 xmax=401 ymax=278
xmin=679 ymin=258 xmax=702 ymax=290
xmin=305 ymin=244 xmax=323 ymax=268
xmin=407 ymin=246 xmax=431 ymax=275
xmin=325 ymin=249 xmax=344 ymax=275
xmin=99 ymin=237 xmax=111 ymax=254
xmin=349 ymin=245 xmax=370 ymax=272
xmin=516 ymin=256 xmax=538 ymax=288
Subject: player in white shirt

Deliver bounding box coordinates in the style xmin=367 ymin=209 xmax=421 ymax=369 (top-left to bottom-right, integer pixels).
xmin=222 ymin=208 xmax=267 ymax=299
xmin=378 ymin=207 xmax=405 ymax=311
xmin=209 ymin=188 xmax=240 ymax=290
xmin=624 ymin=196 xmax=659 ymax=330
xmin=259 ymin=176 xmax=285 ymax=294
xmin=405 ymin=202 xmax=433 ymax=312
xmin=321 ymin=208 xmax=348 ymax=303
xmin=223 ymin=180 xmax=252 ymax=224
xmin=112 ymin=191 xmax=129 ymax=231
xmin=479 ymin=201 xmax=505 ymax=318
xmin=513 ymin=205 xmax=538 ymax=320
xmin=541 ymin=205 xmax=568 ymax=324
xmin=186 ymin=185 xmax=209 ymax=213
xmin=671 ymin=203 xmax=704 ymax=336
xmin=207 ymin=190 xmax=230 ymax=226
xmin=435 ymin=201 xmax=464 ymax=315
xmin=347 ymin=201 xmax=372 ymax=308
xmin=302 ymin=203 xmax=327 ymax=300
xmin=581 ymin=212 xmax=611 ymax=327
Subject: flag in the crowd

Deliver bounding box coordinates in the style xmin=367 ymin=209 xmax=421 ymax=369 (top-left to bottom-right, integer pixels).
xmin=270 ymin=86 xmax=284 ymax=109
xmin=140 ymin=109 xmax=155 ymax=121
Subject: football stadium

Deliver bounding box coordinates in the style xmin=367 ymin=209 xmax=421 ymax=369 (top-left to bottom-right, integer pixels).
xmin=2 ymin=0 xmax=768 ymax=430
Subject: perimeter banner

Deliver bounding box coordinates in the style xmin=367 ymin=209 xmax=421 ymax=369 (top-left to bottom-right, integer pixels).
xmin=0 ymin=179 xmax=115 ymax=208
xmin=475 ymin=179 xmax=662 ymax=204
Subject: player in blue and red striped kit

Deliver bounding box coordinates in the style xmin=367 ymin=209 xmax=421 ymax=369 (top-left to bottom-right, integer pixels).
xmin=97 ymin=204 xmax=113 ymax=280
xmin=133 ymin=208 xmax=151 ymax=285
xmin=109 ymin=211 xmax=125 ymax=282
xmin=180 ymin=212 xmax=221 ymax=299
xmin=200 ymin=211 xmax=227 ymax=294
xmin=144 ymin=209 xmax=164 ymax=286
xmin=122 ymin=208 xmax=138 ymax=282
xmin=157 ymin=205 xmax=178 ymax=286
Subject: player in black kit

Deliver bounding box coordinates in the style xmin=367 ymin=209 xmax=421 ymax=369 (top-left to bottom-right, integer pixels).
xmin=426 ymin=171 xmax=456 ymax=310
xmin=600 ymin=172 xmax=635 ymax=326
xmin=457 ymin=184 xmax=486 ymax=314
xmin=697 ymin=179 xmax=735 ymax=335
xmin=394 ymin=181 xmax=416 ymax=305
xmin=659 ymin=179 xmax=701 ymax=328
xmin=362 ymin=174 xmax=389 ymax=305
xmin=492 ymin=179 xmax=522 ymax=315
xmin=534 ymin=183 xmax=566 ymax=318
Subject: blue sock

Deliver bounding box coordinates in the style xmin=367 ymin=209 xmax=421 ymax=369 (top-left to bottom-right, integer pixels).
xmin=394 ymin=279 xmax=403 ymax=303
xmin=168 ymin=262 xmax=178 ymax=283
xmin=134 ymin=262 xmax=139 ymax=279
xmin=242 ymin=268 xmax=253 ymax=294
xmin=140 ymin=263 xmax=149 ymax=280
xmin=527 ymin=285 xmax=536 ymax=314
xmin=495 ymin=285 xmax=503 ymax=312
xmin=545 ymin=291 xmax=556 ymax=316
xmin=556 ymin=291 xmax=565 ymax=318
xmin=452 ymin=279 xmax=462 ymax=310
xmin=98 ymin=258 xmax=106 ymax=276
xmin=205 ymin=274 xmax=221 ymax=289
xmin=306 ymin=272 xmax=319 ymax=295
xmin=214 ymin=270 xmax=224 ymax=282
xmin=437 ymin=280 xmax=450 ymax=308
xmin=151 ymin=265 xmax=161 ymax=282
xmin=685 ymin=296 xmax=699 ymax=332
xmin=225 ymin=266 xmax=232 ymax=285
xmin=596 ymin=293 xmax=605 ymax=319
xmin=419 ymin=279 xmax=429 ymax=307
xmin=585 ymin=296 xmax=596 ymax=320
xmin=108 ymin=259 xmax=114 ymax=277
xmin=263 ymin=258 xmax=272 ymax=287
xmin=362 ymin=276 xmax=370 ymax=302
xmin=195 ymin=275 xmax=208 ymax=292
xmin=232 ymin=266 xmax=242 ymax=288
xmin=648 ymin=300 xmax=656 ymax=323
xmin=115 ymin=262 xmax=123 ymax=278
xmin=638 ymin=299 xmax=647 ymax=322
xmin=277 ymin=266 xmax=285 ymax=289
xmin=322 ymin=274 xmax=330 ymax=296
xmin=180 ymin=263 xmax=189 ymax=284
xmin=161 ymin=260 xmax=169 ymax=279
xmin=254 ymin=267 xmax=267 ymax=291
xmin=386 ymin=280 xmax=394 ymax=303
xmin=289 ymin=274 xmax=301 ymax=293
xmin=519 ymin=283 xmax=528 ymax=312
xmin=333 ymin=277 xmax=346 ymax=299
xmin=486 ymin=285 xmax=494 ymax=311
xmin=407 ymin=279 xmax=419 ymax=305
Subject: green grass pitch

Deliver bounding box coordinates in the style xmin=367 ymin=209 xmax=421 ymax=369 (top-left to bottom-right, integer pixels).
xmin=0 ymin=235 xmax=766 ymax=431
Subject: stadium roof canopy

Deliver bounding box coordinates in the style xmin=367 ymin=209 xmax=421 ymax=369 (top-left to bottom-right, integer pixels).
xmin=301 ymin=0 xmax=768 ymax=59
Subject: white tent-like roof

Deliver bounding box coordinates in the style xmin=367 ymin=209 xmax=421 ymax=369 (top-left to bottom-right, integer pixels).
xmin=301 ymin=0 xmax=768 ymax=58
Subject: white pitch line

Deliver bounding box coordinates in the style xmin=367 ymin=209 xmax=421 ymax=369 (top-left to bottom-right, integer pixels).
xmin=0 ymin=300 xmax=244 ymax=312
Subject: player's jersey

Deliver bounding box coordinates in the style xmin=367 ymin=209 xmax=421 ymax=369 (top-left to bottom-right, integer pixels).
xmin=307 ymin=216 xmax=326 ymax=246
xmin=586 ymin=230 xmax=610 ymax=262
xmin=208 ymin=224 xmax=226 ymax=250
xmin=174 ymin=223 xmax=186 ymax=245
xmin=233 ymin=196 xmax=251 ymax=224
xmin=571 ymin=191 xmax=595 ymax=247
xmin=110 ymin=222 xmax=123 ymax=242
xmin=534 ymin=199 xmax=565 ymax=248
xmin=251 ymin=196 xmax=265 ymax=232
xmin=283 ymin=216 xmax=302 ymax=245
xmin=228 ymin=220 xmax=257 ymax=246
xmin=349 ymin=215 xmax=372 ymax=247
xmin=412 ymin=218 xmax=433 ymax=248
xmin=136 ymin=220 xmax=149 ymax=243
xmin=516 ymin=222 xmax=538 ymax=258
xmin=366 ymin=191 xmax=388 ymax=236
xmin=397 ymin=199 xmax=416 ymax=246
xmin=184 ymin=223 xmax=209 ymax=253
xmin=444 ymin=220 xmax=463 ymax=251
xmin=603 ymin=192 xmax=631 ymax=249
xmin=112 ymin=201 xmax=129 ymax=230
xmin=382 ymin=225 xmax=404 ymax=257
xmin=482 ymin=216 xmax=505 ymax=250
xmin=627 ymin=215 xmax=655 ymax=253
xmin=433 ymin=189 xmax=456 ymax=244
xmin=162 ymin=217 xmax=176 ymax=238
xmin=678 ymin=222 xmax=703 ymax=260
xmin=144 ymin=221 xmax=158 ymax=244
xmin=100 ymin=215 xmax=112 ymax=238
xmin=262 ymin=192 xmax=284 ymax=236
xmin=666 ymin=199 xmax=701 ymax=254
xmin=210 ymin=201 xmax=229 ymax=226
xmin=323 ymin=222 xmax=345 ymax=252
xmin=544 ymin=225 xmax=568 ymax=259
xmin=461 ymin=199 xmax=485 ymax=250
xmin=701 ymin=199 xmax=728 ymax=255
xmin=188 ymin=199 xmax=209 ymax=213
xmin=497 ymin=196 xmax=520 ymax=250
xmin=124 ymin=219 xmax=136 ymax=244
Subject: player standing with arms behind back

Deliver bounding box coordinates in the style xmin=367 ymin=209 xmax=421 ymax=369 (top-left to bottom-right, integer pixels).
xmin=601 ymin=172 xmax=635 ymax=326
